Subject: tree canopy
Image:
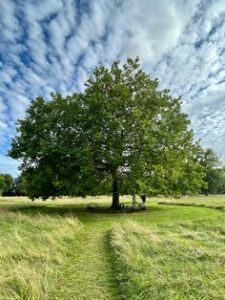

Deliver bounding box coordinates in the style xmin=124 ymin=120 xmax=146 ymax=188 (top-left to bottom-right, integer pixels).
xmin=9 ymin=58 xmax=205 ymax=209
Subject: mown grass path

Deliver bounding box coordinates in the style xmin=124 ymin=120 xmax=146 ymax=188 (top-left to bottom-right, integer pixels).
xmin=48 ymin=222 xmax=118 ymax=300
xmin=47 ymin=202 xmax=222 ymax=300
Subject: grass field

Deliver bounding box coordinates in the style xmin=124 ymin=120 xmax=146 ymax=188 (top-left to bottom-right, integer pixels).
xmin=0 ymin=195 xmax=224 ymax=299
xmin=155 ymin=195 xmax=225 ymax=210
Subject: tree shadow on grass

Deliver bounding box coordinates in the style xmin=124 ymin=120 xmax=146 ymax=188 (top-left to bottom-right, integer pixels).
xmin=5 ymin=203 xmax=163 ymax=219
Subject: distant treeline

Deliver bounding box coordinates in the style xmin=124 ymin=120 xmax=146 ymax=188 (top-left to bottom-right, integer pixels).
xmin=1 ymin=149 xmax=225 ymax=197
xmin=201 ymin=149 xmax=225 ymax=195
xmin=0 ymin=174 xmax=27 ymax=196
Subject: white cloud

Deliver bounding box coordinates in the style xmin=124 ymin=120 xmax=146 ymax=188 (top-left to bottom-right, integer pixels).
xmin=1 ymin=0 xmax=225 ymax=174
xmin=0 ymin=0 xmax=22 ymax=42
xmin=24 ymin=0 xmax=64 ymax=21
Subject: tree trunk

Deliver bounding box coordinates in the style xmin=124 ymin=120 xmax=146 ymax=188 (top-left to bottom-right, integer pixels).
xmin=111 ymin=173 xmax=120 ymax=210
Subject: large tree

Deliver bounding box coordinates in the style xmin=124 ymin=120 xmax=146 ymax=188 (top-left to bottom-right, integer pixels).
xmin=9 ymin=58 xmax=205 ymax=209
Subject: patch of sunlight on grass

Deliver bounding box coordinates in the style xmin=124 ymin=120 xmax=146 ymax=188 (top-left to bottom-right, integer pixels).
xmin=155 ymin=194 xmax=225 ymax=210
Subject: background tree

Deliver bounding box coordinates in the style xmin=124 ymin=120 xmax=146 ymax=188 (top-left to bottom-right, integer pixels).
xmin=9 ymin=58 xmax=205 ymax=209
xmin=0 ymin=175 xmax=4 ymax=196
xmin=13 ymin=175 xmax=28 ymax=196
xmin=202 ymin=149 xmax=225 ymax=194
xmin=0 ymin=174 xmax=13 ymax=196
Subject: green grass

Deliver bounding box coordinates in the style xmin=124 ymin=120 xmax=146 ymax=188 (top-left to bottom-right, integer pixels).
xmin=110 ymin=219 xmax=225 ymax=299
xmin=0 ymin=195 xmax=224 ymax=299
xmin=156 ymin=195 xmax=225 ymax=210
xmin=0 ymin=210 xmax=82 ymax=299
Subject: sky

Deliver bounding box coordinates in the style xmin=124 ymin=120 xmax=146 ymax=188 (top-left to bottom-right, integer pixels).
xmin=0 ymin=0 xmax=225 ymax=177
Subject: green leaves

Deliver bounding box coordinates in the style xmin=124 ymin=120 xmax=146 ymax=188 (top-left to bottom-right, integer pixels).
xmin=9 ymin=58 xmax=205 ymax=200
xmin=0 ymin=174 xmax=13 ymax=195
xmin=202 ymin=149 xmax=225 ymax=194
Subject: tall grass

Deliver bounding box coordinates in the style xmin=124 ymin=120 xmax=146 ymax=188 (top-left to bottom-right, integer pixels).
xmin=110 ymin=219 xmax=225 ymax=300
xmin=0 ymin=195 xmax=224 ymax=299
xmin=0 ymin=210 xmax=82 ymax=300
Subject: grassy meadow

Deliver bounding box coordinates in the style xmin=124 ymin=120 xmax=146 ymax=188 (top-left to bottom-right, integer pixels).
xmin=0 ymin=195 xmax=225 ymax=299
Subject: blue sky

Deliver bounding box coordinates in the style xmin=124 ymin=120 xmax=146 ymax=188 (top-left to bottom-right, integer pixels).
xmin=1 ymin=0 xmax=225 ymax=177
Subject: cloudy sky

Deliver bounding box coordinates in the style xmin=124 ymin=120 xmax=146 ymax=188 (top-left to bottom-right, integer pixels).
xmin=1 ymin=0 xmax=225 ymax=176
